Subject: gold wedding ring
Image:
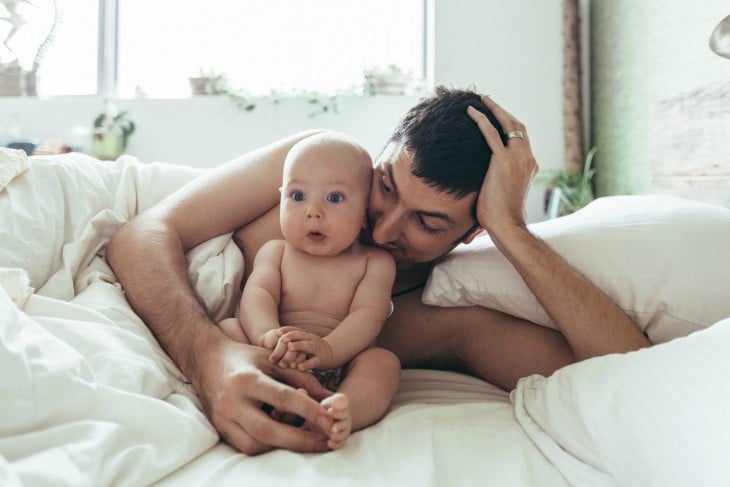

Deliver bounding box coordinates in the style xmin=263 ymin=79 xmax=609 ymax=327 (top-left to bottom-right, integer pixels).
xmin=507 ymin=130 xmax=524 ymax=139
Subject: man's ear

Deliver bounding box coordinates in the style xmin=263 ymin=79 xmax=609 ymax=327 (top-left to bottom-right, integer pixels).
xmin=461 ymin=227 xmax=485 ymax=244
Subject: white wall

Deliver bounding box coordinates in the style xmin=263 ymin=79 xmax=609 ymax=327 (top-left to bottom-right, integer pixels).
xmin=0 ymin=0 xmax=564 ymax=222
xmin=433 ymin=0 xmax=564 ymax=221
xmin=0 ymin=95 xmax=418 ymax=167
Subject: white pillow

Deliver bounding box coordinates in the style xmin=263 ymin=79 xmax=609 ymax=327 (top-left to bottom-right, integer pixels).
xmin=512 ymin=318 xmax=730 ymax=487
xmin=423 ymin=195 xmax=730 ymax=343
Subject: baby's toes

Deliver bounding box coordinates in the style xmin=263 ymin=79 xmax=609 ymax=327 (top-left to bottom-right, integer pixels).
xmin=324 ymin=393 xmax=350 ymax=420
xmin=322 ymin=393 xmax=351 ymax=449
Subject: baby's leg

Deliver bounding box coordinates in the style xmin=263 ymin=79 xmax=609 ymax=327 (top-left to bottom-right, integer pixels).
xmin=219 ymin=317 xmax=248 ymax=343
xmin=324 ymin=347 xmax=400 ymax=449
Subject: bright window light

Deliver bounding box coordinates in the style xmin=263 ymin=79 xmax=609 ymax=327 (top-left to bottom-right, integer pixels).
xmin=116 ymin=0 xmax=425 ymax=98
xmin=3 ymin=0 xmax=424 ymax=98
xmin=1 ymin=0 xmax=98 ymax=96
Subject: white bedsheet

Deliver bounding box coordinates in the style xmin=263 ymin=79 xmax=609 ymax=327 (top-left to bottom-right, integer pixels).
xmin=2 ymin=148 xmax=729 ymax=486
xmin=157 ymin=370 xmax=566 ymax=487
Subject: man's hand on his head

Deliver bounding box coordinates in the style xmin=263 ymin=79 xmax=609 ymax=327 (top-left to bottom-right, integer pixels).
xmin=467 ymin=95 xmax=538 ymax=241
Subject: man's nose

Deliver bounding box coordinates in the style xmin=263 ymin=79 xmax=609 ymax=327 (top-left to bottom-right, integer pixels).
xmin=371 ymin=207 xmax=404 ymax=244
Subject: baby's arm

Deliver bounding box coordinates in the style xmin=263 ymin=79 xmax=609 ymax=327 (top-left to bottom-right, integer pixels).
xmin=239 ymin=240 xmax=286 ymax=345
xmin=282 ymin=248 xmax=396 ymax=370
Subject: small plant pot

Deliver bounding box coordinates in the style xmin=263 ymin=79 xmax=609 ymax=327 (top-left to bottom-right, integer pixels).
xmin=93 ymin=129 xmax=126 ymax=160
xmin=370 ymin=75 xmax=409 ymax=95
xmin=0 ymin=68 xmax=38 ymax=96
xmin=188 ymin=76 xmax=222 ymax=95
xmin=0 ymin=71 xmax=22 ymax=96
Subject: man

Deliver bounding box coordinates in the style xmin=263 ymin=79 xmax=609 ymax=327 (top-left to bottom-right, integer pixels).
xmin=107 ymin=87 xmax=649 ymax=455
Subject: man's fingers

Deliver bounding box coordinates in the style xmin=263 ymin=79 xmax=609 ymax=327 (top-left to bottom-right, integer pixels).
xmin=480 ymin=95 xmax=520 ymax=131
xmin=466 ymin=105 xmax=505 ymax=152
xmin=480 ymin=95 xmax=535 ymax=153
xmin=220 ymin=417 xmax=272 ymax=456
xmin=255 ymin=371 xmax=332 ymax=427
xmin=226 ymin=407 xmax=330 ymax=455
xmin=276 ymin=366 xmax=332 ymax=402
xmin=203 ymin=341 xmax=333 ymax=456
xmin=223 ymin=373 xmax=332 ymax=454
xmin=298 ymin=356 xmax=320 ymax=371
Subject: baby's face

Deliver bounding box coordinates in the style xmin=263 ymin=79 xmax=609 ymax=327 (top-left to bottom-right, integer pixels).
xmin=280 ymin=142 xmax=371 ymax=257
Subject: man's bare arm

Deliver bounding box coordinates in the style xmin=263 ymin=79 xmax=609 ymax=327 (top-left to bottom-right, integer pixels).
xmin=493 ymin=225 xmax=650 ymax=359
xmin=107 ymin=131 xmax=315 ymax=382
xmin=469 ymin=97 xmax=650 ymax=360
xmin=106 ymin=130 xmax=335 ymax=454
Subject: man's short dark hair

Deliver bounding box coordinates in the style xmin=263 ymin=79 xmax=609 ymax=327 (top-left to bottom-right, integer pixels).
xmin=388 ymin=86 xmax=506 ymax=198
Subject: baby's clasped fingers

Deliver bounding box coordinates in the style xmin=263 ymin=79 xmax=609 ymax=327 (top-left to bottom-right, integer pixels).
xmin=268 ymin=337 xmax=290 ymax=364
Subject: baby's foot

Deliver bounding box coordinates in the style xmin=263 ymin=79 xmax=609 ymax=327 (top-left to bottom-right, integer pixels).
xmin=322 ymin=393 xmax=351 ymax=449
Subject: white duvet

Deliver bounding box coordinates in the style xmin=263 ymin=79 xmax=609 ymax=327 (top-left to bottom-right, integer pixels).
xmin=0 ymin=150 xmax=224 ymax=486
xmin=2 ymin=148 xmax=729 ymax=486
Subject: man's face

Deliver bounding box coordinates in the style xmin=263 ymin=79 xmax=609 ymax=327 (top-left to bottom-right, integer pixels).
xmin=361 ymin=143 xmax=478 ymax=268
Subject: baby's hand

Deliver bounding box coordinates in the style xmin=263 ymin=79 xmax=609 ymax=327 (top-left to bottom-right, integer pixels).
xmin=257 ymin=329 xmax=281 ymax=350
xmin=266 ymin=327 xmax=307 ymax=368
xmin=276 ymin=328 xmax=334 ymax=371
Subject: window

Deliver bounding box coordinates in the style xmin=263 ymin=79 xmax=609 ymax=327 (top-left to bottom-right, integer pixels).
xmin=6 ymin=0 xmax=425 ymax=98
xmin=1 ymin=0 xmax=98 ymax=96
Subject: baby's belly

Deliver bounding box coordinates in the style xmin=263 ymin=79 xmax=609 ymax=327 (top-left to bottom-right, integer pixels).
xmin=279 ymin=311 xmax=340 ymax=337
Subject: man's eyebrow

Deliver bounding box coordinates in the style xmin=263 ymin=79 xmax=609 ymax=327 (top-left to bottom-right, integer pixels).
xmin=388 ymin=165 xmax=454 ymax=225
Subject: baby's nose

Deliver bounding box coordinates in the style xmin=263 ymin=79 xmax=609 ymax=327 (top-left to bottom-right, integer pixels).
xmin=306 ymin=202 xmax=322 ymax=218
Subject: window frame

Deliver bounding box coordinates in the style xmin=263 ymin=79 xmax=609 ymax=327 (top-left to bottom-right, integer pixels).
xmin=94 ymin=0 xmax=429 ymax=99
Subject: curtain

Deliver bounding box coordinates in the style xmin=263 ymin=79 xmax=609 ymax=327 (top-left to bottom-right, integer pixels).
xmin=562 ymin=0 xmax=585 ymax=172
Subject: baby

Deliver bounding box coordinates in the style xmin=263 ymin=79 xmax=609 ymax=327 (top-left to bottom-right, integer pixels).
xmin=220 ymin=131 xmax=399 ymax=450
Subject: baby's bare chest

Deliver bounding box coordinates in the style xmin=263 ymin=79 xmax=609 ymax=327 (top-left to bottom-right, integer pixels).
xmin=280 ymin=253 xmax=367 ymax=319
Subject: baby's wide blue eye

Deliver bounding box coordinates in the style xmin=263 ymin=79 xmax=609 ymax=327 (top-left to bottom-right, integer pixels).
xmin=327 ymin=192 xmax=345 ymax=203
xmin=291 ymin=190 xmax=305 ymax=201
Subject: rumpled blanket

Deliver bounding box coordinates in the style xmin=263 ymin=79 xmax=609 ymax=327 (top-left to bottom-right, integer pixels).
xmin=0 ymin=149 xmax=243 ymax=485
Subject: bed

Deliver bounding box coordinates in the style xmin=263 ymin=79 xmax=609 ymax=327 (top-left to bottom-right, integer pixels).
xmin=2 ymin=147 xmax=730 ymax=487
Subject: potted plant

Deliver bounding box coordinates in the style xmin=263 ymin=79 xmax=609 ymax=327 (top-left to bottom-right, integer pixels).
xmin=188 ymin=68 xmax=223 ymax=95
xmin=541 ymin=146 xmax=598 ymax=217
xmin=363 ymin=65 xmax=411 ymax=95
xmin=188 ymin=68 xmax=256 ymax=111
xmin=92 ymin=99 xmax=135 ymax=160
